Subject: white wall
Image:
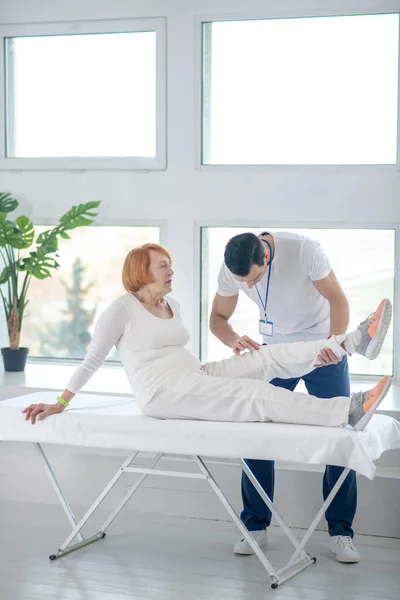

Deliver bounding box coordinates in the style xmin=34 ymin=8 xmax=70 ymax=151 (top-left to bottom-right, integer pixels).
xmin=0 ymin=0 xmax=399 ymax=364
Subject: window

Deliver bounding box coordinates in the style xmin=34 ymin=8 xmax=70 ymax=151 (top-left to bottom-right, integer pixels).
xmin=201 ymin=227 xmax=395 ymax=377
xmin=202 ymin=14 xmax=399 ymax=165
xmin=22 ymin=226 xmax=159 ymax=360
xmin=1 ymin=19 xmax=166 ymax=169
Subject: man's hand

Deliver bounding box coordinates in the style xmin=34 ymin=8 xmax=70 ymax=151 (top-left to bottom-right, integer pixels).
xmin=314 ymin=348 xmax=343 ymax=368
xmin=232 ymin=335 xmax=261 ymax=356
xmin=22 ymin=401 xmax=65 ymax=424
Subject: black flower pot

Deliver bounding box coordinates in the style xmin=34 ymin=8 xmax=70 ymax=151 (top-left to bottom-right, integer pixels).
xmin=1 ymin=347 xmax=29 ymax=372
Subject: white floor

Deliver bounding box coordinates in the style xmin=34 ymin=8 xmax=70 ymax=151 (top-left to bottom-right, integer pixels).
xmin=1 ymin=502 xmax=400 ymax=600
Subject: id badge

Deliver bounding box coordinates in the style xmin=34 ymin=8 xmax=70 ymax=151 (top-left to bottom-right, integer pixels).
xmin=259 ymin=319 xmax=274 ymax=337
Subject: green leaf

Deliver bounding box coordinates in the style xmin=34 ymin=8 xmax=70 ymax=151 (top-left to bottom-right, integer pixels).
xmin=77 ymin=216 xmax=92 ymax=226
xmin=36 ymin=229 xmax=59 ymax=251
xmin=59 ymin=201 xmax=100 ymax=231
xmin=15 ymin=215 xmax=35 ymax=248
xmin=0 ymin=265 xmax=11 ymax=284
xmin=59 ymin=231 xmax=70 ymax=240
xmin=20 ymin=251 xmax=59 ymax=279
xmin=0 ymin=213 xmax=27 ymax=249
xmin=41 ymin=245 xmax=58 ymax=255
xmin=83 ymin=201 xmax=101 ymax=210
xmin=0 ymin=193 xmax=18 ymax=214
xmin=16 ymin=260 xmax=26 ymax=272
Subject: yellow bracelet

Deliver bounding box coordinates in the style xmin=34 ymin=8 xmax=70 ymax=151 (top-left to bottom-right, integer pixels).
xmin=56 ymin=396 xmax=69 ymax=408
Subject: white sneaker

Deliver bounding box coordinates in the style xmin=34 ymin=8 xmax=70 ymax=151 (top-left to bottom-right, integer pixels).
xmin=329 ymin=535 xmax=360 ymax=563
xmin=233 ymin=530 xmax=268 ymax=555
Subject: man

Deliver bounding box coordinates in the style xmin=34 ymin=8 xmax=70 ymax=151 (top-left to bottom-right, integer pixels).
xmin=209 ymin=230 xmax=360 ymax=563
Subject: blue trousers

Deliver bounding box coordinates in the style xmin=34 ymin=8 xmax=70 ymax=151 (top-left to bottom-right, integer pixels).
xmin=241 ymin=356 xmax=357 ymax=538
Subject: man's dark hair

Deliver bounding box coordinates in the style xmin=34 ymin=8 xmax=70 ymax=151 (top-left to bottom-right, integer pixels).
xmin=224 ymin=233 xmax=264 ymax=277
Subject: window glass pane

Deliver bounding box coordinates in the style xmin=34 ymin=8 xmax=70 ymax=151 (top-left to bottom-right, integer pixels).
xmin=201 ymin=227 xmax=395 ymax=376
xmin=203 ymin=14 xmax=399 ymax=165
xmin=5 ymin=31 xmax=156 ymax=158
xmin=22 ymin=226 xmax=159 ymax=360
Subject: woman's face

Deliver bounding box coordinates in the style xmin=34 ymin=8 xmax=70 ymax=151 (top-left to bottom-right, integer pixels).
xmin=147 ymin=250 xmax=174 ymax=296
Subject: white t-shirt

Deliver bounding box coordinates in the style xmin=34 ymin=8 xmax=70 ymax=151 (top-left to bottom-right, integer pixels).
xmin=217 ymin=232 xmax=332 ymax=344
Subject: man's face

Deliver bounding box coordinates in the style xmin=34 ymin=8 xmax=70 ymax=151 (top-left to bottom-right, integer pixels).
xmin=233 ymin=261 xmax=268 ymax=289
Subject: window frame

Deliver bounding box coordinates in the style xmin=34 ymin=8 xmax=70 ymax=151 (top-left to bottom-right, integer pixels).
xmin=196 ymin=5 xmax=400 ymax=170
xmin=0 ymin=18 xmax=167 ymax=171
xmin=196 ymin=220 xmax=399 ymax=383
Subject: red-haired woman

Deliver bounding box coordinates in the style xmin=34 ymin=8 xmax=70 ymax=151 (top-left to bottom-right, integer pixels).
xmin=24 ymin=244 xmax=392 ymax=431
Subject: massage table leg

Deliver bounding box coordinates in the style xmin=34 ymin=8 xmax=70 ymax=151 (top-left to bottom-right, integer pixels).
xmin=35 ymin=443 xmax=351 ymax=589
xmin=241 ymin=459 xmax=351 ymax=588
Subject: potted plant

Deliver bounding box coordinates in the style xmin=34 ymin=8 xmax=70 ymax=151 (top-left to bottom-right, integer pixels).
xmin=0 ymin=192 xmax=100 ymax=371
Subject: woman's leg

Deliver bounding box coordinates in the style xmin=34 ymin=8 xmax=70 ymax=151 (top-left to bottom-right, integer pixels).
xmin=202 ymin=298 xmax=392 ymax=383
xmin=143 ymin=299 xmax=391 ymax=428
xmin=202 ymin=335 xmax=347 ymax=382
xmin=143 ymin=370 xmax=351 ymax=426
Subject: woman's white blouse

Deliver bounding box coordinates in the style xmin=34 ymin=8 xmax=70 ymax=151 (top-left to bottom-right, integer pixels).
xmin=66 ymin=294 xmax=201 ymax=406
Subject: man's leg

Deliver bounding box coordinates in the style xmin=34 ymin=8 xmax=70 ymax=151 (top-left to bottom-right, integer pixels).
xmin=240 ymin=458 xmax=275 ymax=531
xmin=303 ymin=358 xmax=360 ymax=563
xmin=235 ymin=377 xmax=300 ymax=554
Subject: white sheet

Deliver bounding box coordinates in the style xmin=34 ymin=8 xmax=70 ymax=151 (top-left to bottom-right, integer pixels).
xmin=1 ymin=391 xmax=400 ymax=479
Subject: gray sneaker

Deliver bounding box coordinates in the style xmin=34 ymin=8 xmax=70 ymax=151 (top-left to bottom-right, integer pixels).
xmin=348 ymin=376 xmax=392 ymax=431
xmin=351 ymin=298 xmax=392 ymax=360
xmin=233 ymin=529 xmax=268 ymax=555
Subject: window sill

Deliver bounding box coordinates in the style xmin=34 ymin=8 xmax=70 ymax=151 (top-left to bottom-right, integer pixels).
xmin=0 ymin=361 xmax=131 ymax=397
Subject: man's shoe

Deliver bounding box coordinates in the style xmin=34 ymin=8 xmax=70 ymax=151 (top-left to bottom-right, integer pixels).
xmin=348 ymin=376 xmax=392 ymax=431
xmin=233 ymin=529 xmax=268 ymax=555
xmin=329 ymin=535 xmax=360 ymax=563
xmin=346 ymin=298 xmax=392 ymax=360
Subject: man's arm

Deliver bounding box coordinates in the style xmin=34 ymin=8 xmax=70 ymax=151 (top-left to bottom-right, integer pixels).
xmin=209 ymin=293 xmax=260 ymax=355
xmin=312 ymin=270 xmax=349 ymax=335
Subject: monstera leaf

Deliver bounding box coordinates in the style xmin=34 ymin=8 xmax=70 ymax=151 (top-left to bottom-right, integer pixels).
xmin=36 ymin=228 xmax=59 ymax=252
xmin=0 ymin=265 xmax=12 ymax=285
xmin=0 ymin=193 xmax=18 ymax=214
xmin=60 ymin=201 xmax=100 ymax=230
xmin=15 ymin=216 xmax=35 ymax=249
xmin=0 ymin=214 xmax=27 ymax=249
xmin=20 ymin=247 xmax=60 ymax=279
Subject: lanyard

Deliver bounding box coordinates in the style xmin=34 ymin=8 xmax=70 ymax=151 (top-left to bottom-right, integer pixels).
xmin=255 ymin=239 xmax=273 ymax=320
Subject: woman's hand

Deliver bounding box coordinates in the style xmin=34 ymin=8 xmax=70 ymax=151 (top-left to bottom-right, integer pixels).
xmin=22 ymin=401 xmax=65 ymax=424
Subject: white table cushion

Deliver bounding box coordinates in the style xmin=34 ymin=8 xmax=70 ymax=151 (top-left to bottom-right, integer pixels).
xmin=1 ymin=391 xmax=400 ymax=479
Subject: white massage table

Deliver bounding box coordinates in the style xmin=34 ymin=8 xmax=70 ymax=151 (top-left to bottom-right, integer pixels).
xmin=1 ymin=391 xmax=400 ymax=589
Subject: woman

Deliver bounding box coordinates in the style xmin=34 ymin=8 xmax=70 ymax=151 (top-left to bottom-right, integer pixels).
xmin=23 ymin=243 xmax=392 ymax=430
